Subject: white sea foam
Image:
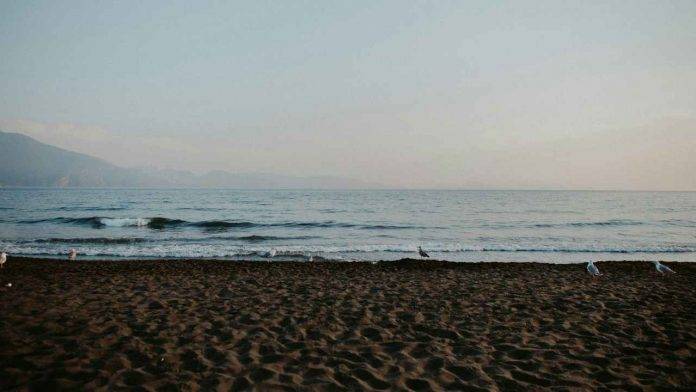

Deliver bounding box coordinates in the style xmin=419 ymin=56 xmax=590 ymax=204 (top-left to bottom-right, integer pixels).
xmin=99 ymin=218 xmax=150 ymax=227
xmin=2 ymin=240 xmax=695 ymax=263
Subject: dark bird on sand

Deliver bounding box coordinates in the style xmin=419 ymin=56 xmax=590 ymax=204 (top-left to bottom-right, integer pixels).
xmin=418 ymin=246 xmax=429 ymax=258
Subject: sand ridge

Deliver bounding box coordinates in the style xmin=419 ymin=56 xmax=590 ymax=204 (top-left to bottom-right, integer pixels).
xmin=0 ymin=258 xmax=695 ymax=390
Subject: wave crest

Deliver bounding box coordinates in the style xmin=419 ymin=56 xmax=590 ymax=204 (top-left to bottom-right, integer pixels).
xmin=532 ymin=219 xmax=644 ymax=228
xmin=19 ymin=216 xmax=429 ymax=230
xmin=32 ymin=237 xmax=149 ymax=244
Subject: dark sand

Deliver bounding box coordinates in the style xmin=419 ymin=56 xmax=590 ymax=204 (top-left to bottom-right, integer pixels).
xmin=1 ymin=258 xmax=695 ymax=391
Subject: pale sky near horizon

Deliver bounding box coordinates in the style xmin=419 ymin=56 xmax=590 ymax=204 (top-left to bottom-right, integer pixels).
xmin=1 ymin=1 xmax=695 ymax=190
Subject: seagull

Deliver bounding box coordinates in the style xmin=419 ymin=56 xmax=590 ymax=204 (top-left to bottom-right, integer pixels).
xmin=653 ymin=261 xmax=675 ymax=274
xmin=69 ymin=249 xmax=77 ymax=261
xmin=267 ymin=248 xmax=277 ymax=258
xmin=418 ymin=246 xmax=429 ymax=258
xmin=0 ymin=252 xmax=6 ymax=268
xmin=308 ymin=254 xmax=314 ymax=262
xmin=586 ymin=261 xmax=601 ymax=276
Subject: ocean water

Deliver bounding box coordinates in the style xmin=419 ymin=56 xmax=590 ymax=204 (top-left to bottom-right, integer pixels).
xmin=0 ymin=188 xmax=695 ymax=263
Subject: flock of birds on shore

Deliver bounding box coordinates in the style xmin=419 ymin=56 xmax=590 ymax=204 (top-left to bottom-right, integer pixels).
xmin=585 ymin=259 xmax=675 ymax=275
xmin=0 ymin=248 xmax=678 ymax=277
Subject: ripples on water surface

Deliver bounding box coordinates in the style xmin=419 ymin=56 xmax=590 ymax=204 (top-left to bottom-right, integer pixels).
xmin=1 ymin=189 xmax=695 ymax=263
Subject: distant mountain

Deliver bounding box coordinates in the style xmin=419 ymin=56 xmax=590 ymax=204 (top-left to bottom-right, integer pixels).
xmin=0 ymin=131 xmax=151 ymax=187
xmin=0 ymin=131 xmax=378 ymax=188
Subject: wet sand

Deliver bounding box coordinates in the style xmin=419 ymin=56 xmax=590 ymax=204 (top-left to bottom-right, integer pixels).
xmin=1 ymin=258 xmax=695 ymax=390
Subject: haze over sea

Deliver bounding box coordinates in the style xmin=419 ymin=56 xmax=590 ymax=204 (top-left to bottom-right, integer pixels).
xmin=1 ymin=188 xmax=695 ymax=263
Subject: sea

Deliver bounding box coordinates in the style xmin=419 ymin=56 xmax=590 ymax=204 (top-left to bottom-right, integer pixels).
xmin=1 ymin=188 xmax=695 ymax=263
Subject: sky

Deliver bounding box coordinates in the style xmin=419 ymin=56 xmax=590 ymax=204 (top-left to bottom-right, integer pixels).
xmin=1 ymin=0 xmax=695 ymax=190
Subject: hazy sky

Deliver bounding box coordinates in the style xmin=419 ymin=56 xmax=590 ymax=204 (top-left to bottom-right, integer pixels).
xmin=1 ymin=1 xmax=695 ymax=189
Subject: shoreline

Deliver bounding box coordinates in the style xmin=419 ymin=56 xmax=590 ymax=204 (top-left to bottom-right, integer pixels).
xmin=4 ymin=255 xmax=696 ymax=264
xmin=1 ymin=258 xmax=694 ymax=389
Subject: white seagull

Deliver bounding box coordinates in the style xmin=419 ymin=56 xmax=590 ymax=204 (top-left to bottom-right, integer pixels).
xmin=418 ymin=246 xmax=430 ymax=258
xmin=267 ymin=248 xmax=277 ymax=258
xmin=586 ymin=261 xmax=601 ymax=276
xmin=653 ymin=261 xmax=675 ymax=274
xmin=69 ymin=249 xmax=77 ymax=261
xmin=0 ymin=252 xmax=6 ymax=268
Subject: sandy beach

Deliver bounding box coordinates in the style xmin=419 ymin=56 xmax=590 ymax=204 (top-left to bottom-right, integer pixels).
xmin=1 ymin=258 xmax=694 ymax=390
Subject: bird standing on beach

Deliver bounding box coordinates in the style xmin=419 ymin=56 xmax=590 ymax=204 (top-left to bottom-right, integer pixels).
xmin=69 ymin=249 xmax=77 ymax=261
xmin=0 ymin=252 xmax=6 ymax=268
xmin=653 ymin=261 xmax=675 ymax=274
xmin=418 ymin=246 xmax=429 ymax=258
xmin=268 ymin=248 xmax=277 ymax=258
xmin=586 ymin=261 xmax=601 ymax=276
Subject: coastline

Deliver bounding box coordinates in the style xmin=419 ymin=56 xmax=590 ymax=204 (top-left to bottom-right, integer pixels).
xmin=1 ymin=258 xmax=694 ymax=389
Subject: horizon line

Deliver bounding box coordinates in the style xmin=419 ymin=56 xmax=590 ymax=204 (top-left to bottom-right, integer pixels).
xmin=1 ymin=186 xmax=695 ymax=192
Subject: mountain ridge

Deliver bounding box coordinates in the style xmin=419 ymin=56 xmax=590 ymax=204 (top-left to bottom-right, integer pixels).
xmin=0 ymin=131 xmax=378 ymax=189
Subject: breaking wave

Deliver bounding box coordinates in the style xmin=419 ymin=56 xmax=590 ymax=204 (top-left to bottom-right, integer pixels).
xmin=18 ymin=216 xmax=429 ymax=230
xmin=30 ymin=237 xmax=150 ymax=244
xmin=20 ymin=235 xmax=319 ymax=245
xmin=4 ymin=241 xmax=695 ymax=257
xmin=224 ymin=235 xmax=320 ymax=243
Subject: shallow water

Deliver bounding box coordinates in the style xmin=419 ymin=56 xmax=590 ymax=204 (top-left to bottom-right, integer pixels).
xmin=1 ymin=188 xmax=695 ymax=263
